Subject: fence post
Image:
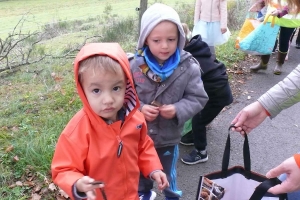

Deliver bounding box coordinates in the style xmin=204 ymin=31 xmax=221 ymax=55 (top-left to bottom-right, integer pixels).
xmin=138 ymin=0 xmax=148 ymax=35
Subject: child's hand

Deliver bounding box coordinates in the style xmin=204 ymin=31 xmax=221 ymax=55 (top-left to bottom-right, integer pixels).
xmin=159 ymin=104 xmax=176 ymax=119
xmin=141 ymin=105 xmax=160 ymax=122
xmin=151 ymin=171 xmax=169 ymax=191
xmin=76 ymin=176 xmax=105 ymax=200
xmin=221 ymin=28 xmax=227 ymax=34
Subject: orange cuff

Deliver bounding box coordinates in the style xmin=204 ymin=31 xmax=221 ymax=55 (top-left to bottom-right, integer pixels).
xmin=264 ymin=108 xmax=271 ymax=116
xmin=294 ymin=154 xmax=300 ymax=168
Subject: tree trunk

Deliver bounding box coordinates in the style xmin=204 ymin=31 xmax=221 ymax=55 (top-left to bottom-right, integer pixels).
xmin=138 ymin=0 xmax=148 ymax=35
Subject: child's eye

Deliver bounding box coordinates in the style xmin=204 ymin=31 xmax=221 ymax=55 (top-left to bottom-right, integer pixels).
xmin=153 ymin=40 xmax=159 ymax=43
xmin=92 ymin=89 xmax=100 ymax=94
xmin=113 ymin=86 xmax=121 ymax=91
xmin=169 ymin=39 xmax=176 ymax=42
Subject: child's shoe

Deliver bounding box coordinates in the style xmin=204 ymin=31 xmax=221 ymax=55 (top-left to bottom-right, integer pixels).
xmin=180 ymin=131 xmax=194 ymax=146
xmin=181 ymin=149 xmax=208 ymax=165
xmin=139 ymin=191 xmax=157 ymax=200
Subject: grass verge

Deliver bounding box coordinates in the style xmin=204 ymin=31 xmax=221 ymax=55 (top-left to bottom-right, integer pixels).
xmin=0 ymin=1 xmax=247 ymax=199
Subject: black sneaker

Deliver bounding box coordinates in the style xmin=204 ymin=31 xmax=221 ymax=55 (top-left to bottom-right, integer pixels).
xmin=181 ymin=149 xmax=208 ymax=165
xmin=296 ymin=43 xmax=300 ymax=49
xmin=180 ymin=131 xmax=194 ymax=146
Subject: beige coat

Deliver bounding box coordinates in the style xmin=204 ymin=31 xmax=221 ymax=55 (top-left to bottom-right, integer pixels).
xmin=194 ymin=0 xmax=228 ymax=28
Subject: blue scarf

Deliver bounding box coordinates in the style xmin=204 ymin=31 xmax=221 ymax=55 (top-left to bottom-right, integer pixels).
xmin=136 ymin=46 xmax=180 ymax=82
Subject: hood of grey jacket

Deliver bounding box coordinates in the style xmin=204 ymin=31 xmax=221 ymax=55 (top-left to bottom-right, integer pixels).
xmin=137 ymin=3 xmax=186 ymax=53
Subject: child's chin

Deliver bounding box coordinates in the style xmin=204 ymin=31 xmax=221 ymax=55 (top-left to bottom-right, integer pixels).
xmin=100 ymin=114 xmax=117 ymax=122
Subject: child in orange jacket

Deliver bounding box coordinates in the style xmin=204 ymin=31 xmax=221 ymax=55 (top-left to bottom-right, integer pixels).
xmin=51 ymin=43 xmax=169 ymax=200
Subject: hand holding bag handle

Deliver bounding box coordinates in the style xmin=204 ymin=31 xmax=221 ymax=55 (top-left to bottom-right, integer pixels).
xmin=250 ymin=178 xmax=288 ymax=199
xmin=224 ymin=125 xmax=287 ymax=200
xmin=221 ymin=125 xmax=251 ymax=178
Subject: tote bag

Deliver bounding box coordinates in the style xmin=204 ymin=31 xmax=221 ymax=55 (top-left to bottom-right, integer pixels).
xmin=196 ymin=125 xmax=287 ymax=200
xmin=239 ymin=15 xmax=280 ymax=55
xmin=235 ymin=15 xmax=261 ymax=49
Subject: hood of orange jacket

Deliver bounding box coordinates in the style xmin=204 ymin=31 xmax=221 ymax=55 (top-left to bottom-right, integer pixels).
xmin=74 ymin=43 xmax=140 ymax=126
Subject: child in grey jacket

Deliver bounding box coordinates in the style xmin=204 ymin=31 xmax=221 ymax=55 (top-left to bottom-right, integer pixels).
xmin=130 ymin=3 xmax=208 ymax=200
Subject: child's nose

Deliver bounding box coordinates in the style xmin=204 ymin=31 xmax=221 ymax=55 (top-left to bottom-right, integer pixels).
xmin=103 ymin=94 xmax=114 ymax=104
xmin=161 ymin=41 xmax=168 ymax=48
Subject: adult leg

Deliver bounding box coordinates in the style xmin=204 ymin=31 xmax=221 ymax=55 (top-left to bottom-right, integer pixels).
xmin=272 ymin=38 xmax=278 ymax=53
xmin=274 ymin=27 xmax=295 ymax=75
xmin=296 ymin=28 xmax=300 ymax=49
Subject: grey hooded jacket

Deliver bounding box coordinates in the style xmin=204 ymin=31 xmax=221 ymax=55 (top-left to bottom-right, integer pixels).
xmin=130 ymin=3 xmax=208 ymax=148
xmin=258 ymin=65 xmax=300 ymax=118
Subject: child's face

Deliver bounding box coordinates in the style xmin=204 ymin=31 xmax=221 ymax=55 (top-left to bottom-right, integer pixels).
xmin=145 ymin=21 xmax=178 ymax=64
xmin=81 ymin=66 xmax=126 ymax=122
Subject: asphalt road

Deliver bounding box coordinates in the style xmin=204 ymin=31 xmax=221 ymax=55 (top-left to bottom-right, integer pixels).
xmin=155 ymin=40 xmax=300 ymax=199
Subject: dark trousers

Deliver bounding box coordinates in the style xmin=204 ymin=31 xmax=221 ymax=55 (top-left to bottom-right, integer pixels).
xmin=296 ymin=28 xmax=300 ymax=45
xmin=192 ymin=101 xmax=225 ymax=151
xmin=138 ymin=145 xmax=182 ymax=198
xmin=276 ymin=27 xmax=295 ymax=52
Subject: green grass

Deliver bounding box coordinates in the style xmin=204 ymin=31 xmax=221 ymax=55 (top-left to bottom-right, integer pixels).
xmin=0 ymin=1 xmax=246 ymax=199
xmin=0 ymin=0 xmax=194 ymax=38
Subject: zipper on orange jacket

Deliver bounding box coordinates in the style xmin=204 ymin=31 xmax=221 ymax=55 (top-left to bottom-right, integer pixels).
xmin=116 ymin=135 xmax=123 ymax=157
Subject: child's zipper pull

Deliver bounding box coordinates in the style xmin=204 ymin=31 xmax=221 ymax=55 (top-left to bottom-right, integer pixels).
xmin=117 ymin=141 xmax=123 ymax=157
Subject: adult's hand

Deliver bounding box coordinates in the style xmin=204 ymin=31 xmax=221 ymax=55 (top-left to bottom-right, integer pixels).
xmin=270 ymin=9 xmax=280 ymax=16
xmin=266 ymin=156 xmax=300 ymax=194
xmin=231 ymin=101 xmax=269 ymax=135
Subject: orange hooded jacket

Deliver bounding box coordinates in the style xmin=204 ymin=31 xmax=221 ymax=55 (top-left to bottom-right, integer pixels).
xmin=51 ymin=43 xmax=163 ymax=200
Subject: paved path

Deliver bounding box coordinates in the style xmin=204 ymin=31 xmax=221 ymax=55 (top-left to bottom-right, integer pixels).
xmin=156 ymin=40 xmax=300 ymax=199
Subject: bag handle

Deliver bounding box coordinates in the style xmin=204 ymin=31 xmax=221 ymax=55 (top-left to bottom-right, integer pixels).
xmin=221 ymin=125 xmax=251 ymax=177
xmin=263 ymin=14 xmax=276 ymax=27
xmin=249 ymin=178 xmax=288 ymax=200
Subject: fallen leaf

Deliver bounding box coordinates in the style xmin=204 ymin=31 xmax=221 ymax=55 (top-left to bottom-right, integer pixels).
xmin=5 ymin=145 xmax=14 ymax=152
xmin=13 ymin=155 xmax=19 ymax=162
xmin=56 ymin=195 xmax=66 ymax=200
xmin=58 ymin=189 xmax=69 ymax=198
xmin=23 ymin=181 xmax=35 ymax=187
xmin=48 ymin=183 xmax=57 ymax=191
xmin=16 ymin=181 xmax=23 ymax=186
xmin=54 ymin=76 xmax=63 ymax=82
xmin=11 ymin=126 xmax=19 ymax=132
xmin=31 ymin=193 xmax=41 ymax=200
xmin=34 ymin=185 xmax=42 ymax=193
xmin=8 ymin=184 xmax=16 ymax=188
